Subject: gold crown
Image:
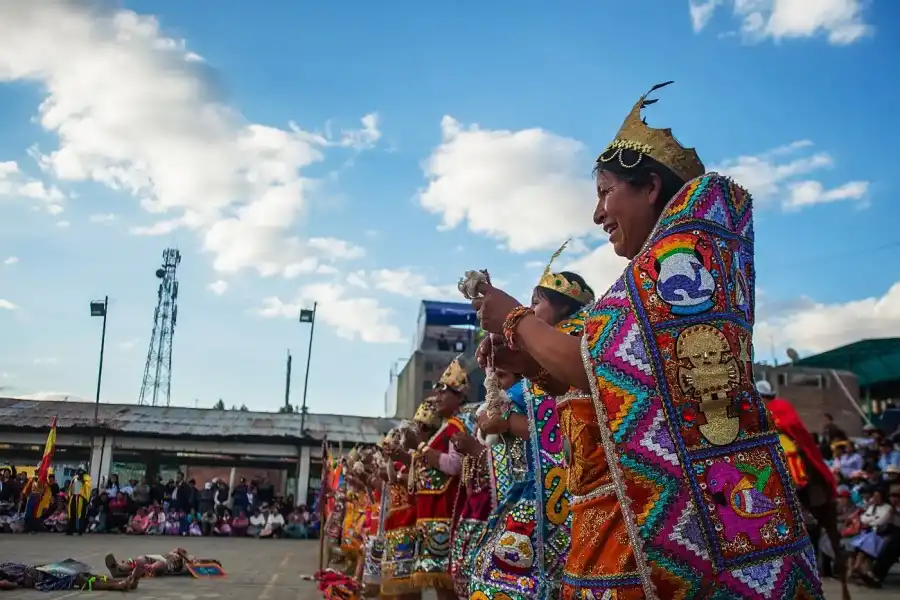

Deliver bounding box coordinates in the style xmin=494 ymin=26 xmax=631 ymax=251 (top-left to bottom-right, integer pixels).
xmin=537 ymin=240 xmax=594 ymax=305
xmin=597 ymin=81 xmax=705 ymax=184
xmin=413 ymin=397 xmax=441 ymax=427
xmin=438 ymin=356 xmax=469 ymax=391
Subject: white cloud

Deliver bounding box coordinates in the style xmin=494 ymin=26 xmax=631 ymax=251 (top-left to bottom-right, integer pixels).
xmin=690 ymin=0 xmax=873 ymax=45
xmin=0 ymin=1 xmax=378 ymax=281
xmin=208 ymin=280 xmax=228 ymax=295
xmin=56 ymin=220 xmax=70 ymax=228
xmin=369 ymin=268 xmax=459 ymax=301
xmin=89 ymin=213 xmax=117 ymax=224
xmin=756 ymin=283 xmax=900 ymax=355
xmin=118 ymin=337 xmax=140 ymax=350
xmin=33 ymin=357 xmax=58 ymax=365
xmin=3 ymin=256 xmax=18 ymax=265
xmin=0 ymin=160 xmax=65 ymax=213
xmin=418 ymin=115 xmax=596 ymax=253
xmin=0 ymin=299 xmax=18 ymax=310
xmin=712 ymin=141 xmax=868 ymax=211
xmin=689 ymin=0 xmax=723 ymax=32
xmin=255 ymin=283 xmax=403 ymax=343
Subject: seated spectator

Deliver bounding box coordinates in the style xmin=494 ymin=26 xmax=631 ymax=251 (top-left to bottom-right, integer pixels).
xmin=877 ymin=439 xmax=900 ymax=480
xmin=231 ymin=509 xmax=249 ymax=537
xmin=861 ymin=484 xmax=900 ymax=588
xmin=127 ymin=508 xmax=149 ymax=535
xmin=214 ymin=508 xmax=232 ymax=536
xmin=248 ymin=507 xmax=265 ymax=538
xmin=180 ymin=509 xmax=199 ymax=536
xmin=107 ymin=491 xmax=130 ymax=533
xmin=188 ymin=516 xmax=203 ymax=536
xmin=831 ymin=440 xmax=864 ymax=484
xmin=146 ymin=506 xmax=166 ymax=535
xmin=260 ymin=505 xmax=285 ymax=538
xmin=848 ymin=487 xmax=894 ymax=577
xmin=284 ymin=506 xmax=308 ymax=539
xmin=165 ymin=511 xmax=181 ymax=536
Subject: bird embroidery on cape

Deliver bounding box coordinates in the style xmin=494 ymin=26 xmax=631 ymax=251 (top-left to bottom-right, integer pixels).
xmin=707 ymin=461 xmax=777 ymax=545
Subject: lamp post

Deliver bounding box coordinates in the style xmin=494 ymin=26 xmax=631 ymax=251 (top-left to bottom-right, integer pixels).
xmin=90 ymin=296 xmax=108 ymax=485
xmin=298 ymin=302 xmax=317 ymax=436
xmin=90 ymin=297 xmax=108 ymax=422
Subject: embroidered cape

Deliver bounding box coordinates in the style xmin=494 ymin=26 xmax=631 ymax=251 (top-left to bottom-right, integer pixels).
xmin=581 ymin=173 xmax=823 ymax=599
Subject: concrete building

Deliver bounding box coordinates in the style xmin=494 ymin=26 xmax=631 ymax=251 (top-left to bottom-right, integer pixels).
xmin=753 ymin=364 xmax=864 ymax=438
xmin=0 ymin=397 xmax=396 ymax=507
xmin=391 ymin=300 xmax=484 ymax=419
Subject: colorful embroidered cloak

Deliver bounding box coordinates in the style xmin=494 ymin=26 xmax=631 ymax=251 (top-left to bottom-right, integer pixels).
xmin=471 ymin=318 xmax=579 ymax=600
xmin=451 ymin=404 xmax=494 ymax=599
xmin=581 ymin=173 xmax=823 ymax=599
xmin=381 ymin=463 xmax=418 ymax=596
xmin=411 ymin=415 xmax=467 ymax=590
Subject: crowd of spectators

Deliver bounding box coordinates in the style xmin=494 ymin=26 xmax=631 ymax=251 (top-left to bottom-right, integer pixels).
xmin=0 ymin=469 xmax=316 ymax=540
xmin=816 ymin=414 xmax=900 ymax=588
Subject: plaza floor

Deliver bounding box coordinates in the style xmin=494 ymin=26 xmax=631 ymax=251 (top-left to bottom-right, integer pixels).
xmin=0 ymin=533 xmax=895 ymax=599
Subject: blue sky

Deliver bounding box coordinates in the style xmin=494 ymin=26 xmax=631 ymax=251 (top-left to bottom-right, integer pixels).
xmin=1 ymin=0 xmax=897 ymax=416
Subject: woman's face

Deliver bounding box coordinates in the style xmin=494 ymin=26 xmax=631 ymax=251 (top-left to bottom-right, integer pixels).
xmin=872 ymin=490 xmax=885 ymax=505
xmin=531 ymin=290 xmax=559 ymax=325
xmin=593 ymin=170 xmax=663 ymax=259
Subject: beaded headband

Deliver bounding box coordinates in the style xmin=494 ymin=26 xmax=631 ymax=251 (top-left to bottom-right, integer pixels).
xmin=597 ymin=81 xmax=705 ymax=184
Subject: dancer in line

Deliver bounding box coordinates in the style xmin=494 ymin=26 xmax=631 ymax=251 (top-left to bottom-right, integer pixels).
xmin=410 ymin=356 xmax=478 ymax=600
xmin=469 ymin=259 xmax=594 ymax=600
xmin=469 ymin=82 xmax=823 ymax=599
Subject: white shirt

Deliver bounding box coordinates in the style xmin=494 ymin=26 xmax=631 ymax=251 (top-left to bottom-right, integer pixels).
xmin=266 ymin=513 xmax=285 ymax=527
xmin=250 ymin=514 xmax=266 ymax=527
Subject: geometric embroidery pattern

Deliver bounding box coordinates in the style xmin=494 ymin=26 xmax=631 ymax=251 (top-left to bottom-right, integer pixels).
xmin=580 ymin=173 xmax=823 ymax=600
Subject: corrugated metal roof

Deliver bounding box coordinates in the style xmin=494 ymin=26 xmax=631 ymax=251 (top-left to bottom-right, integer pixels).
xmin=0 ymin=397 xmax=396 ymax=444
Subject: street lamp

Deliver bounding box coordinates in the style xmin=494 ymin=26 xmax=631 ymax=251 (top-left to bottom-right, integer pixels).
xmin=90 ymin=297 xmax=108 ymax=423
xmin=298 ymin=302 xmax=317 ymax=435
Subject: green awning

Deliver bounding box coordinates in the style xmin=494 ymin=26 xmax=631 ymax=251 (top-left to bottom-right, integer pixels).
xmin=793 ymin=338 xmax=900 ymax=388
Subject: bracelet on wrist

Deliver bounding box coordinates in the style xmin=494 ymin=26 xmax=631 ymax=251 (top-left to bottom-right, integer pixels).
xmin=502 ymin=306 xmax=534 ymax=350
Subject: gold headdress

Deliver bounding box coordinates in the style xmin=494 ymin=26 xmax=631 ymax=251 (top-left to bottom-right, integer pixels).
xmin=437 ymin=355 xmax=470 ymax=392
xmin=413 ymin=396 xmax=441 ymax=427
xmin=597 ymin=81 xmax=705 ymax=184
xmin=537 ymin=240 xmax=594 ymax=305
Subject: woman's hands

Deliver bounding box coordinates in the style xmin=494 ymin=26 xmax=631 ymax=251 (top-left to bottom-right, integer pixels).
xmin=476 ymin=334 xmax=541 ymax=376
xmin=471 ymin=282 xmax=522 ymax=334
xmin=476 ymin=410 xmax=509 ymax=436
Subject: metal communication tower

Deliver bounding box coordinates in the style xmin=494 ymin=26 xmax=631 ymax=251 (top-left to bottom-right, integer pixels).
xmin=138 ymin=248 xmax=181 ymax=407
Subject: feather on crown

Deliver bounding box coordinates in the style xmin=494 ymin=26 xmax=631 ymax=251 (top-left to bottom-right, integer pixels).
xmin=537 ymin=240 xmax=594 ymax=305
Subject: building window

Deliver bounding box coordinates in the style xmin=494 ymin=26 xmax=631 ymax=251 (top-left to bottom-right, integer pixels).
xmin=777 ymin=373 xmax=787 ymax=387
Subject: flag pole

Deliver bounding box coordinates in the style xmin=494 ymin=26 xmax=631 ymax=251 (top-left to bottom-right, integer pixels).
xmin=317 ymin=435 xmax=329 ymax=571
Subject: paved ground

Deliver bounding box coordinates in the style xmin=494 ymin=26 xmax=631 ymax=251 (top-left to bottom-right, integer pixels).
xmin=0 ymin=534 xmax=895 ymax=599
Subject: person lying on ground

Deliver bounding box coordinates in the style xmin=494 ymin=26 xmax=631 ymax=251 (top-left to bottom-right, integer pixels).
xmin=105 ymin=548 xmax=220 ymax=578
xmin=0 ymin=561 xmax=142 ymax=591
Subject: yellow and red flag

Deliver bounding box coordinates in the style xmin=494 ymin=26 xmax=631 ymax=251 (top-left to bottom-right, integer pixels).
xmin=36 ymin=416 xmax=57 ymax=486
